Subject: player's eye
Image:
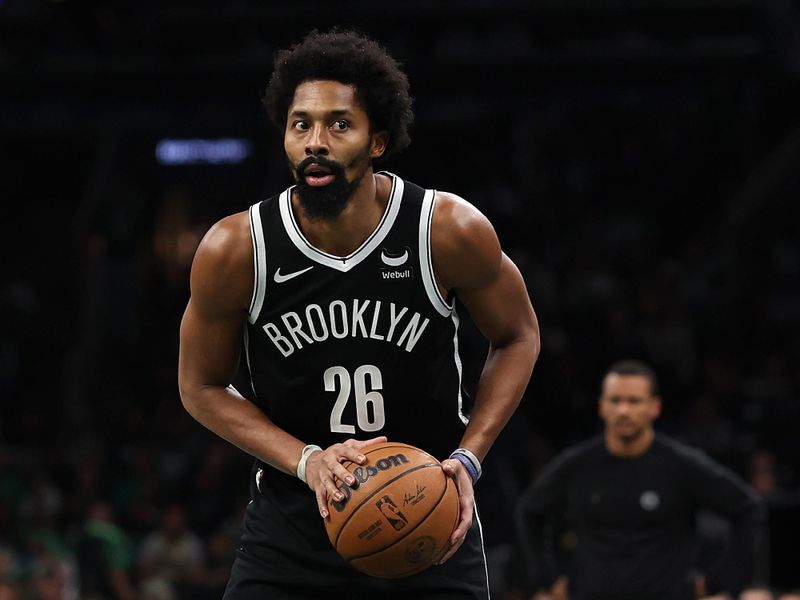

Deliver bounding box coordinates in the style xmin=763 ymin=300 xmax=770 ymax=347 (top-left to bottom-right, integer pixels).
xmin=331 ymin=120 xmax=349 ymax=131
xmin=292 ymin=120 xmax=309 ymax=131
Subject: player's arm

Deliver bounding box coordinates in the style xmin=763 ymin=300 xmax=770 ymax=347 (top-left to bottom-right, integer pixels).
xmin=686 ymin=449 xmax=767 ymax=596
xmin=178 ymin=213 xmax=373 ymax=515
xmin=179 ymin=212 xmax=303 ymax=472
xmin=432 ymin=192 xmax=541 ymax=560
xmin=515 ymin=453 xmax=573 ymax=596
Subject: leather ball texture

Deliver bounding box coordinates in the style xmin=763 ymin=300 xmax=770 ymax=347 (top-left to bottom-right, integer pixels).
xmin=324 ymin=441 xmax=460 ymax=578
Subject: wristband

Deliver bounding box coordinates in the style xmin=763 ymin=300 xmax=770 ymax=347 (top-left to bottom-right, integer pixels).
xmin=296 ymin=444 xmax=322 ymax=483
xmin=449 ymin=448 xmax=482 ymax=484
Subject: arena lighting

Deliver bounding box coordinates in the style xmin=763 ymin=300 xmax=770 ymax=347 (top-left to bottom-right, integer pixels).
xmin=155 ymin=138 xmax=252 ymax=165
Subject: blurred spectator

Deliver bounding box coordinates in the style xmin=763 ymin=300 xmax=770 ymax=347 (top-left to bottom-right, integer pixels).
xmin=184 ymin=530 xmax=235 ymax=600
xmin=75 ymin=500 xmax=137 ymax=600
xmin=137 ymin=505 xmax=204 ymax=600
xmin=27 ymin=555 xmax=73 ymax=600
xmin=180 ymin=441 xmax=244 ymax=535
xmin=22 ymin=527 xmax=78 ymax=600
xmin=0 ymin=545 xmax=22 ymax=592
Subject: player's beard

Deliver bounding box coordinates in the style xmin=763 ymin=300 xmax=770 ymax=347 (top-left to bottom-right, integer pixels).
xmin=292 ymin=151 xmax=370 ymax=221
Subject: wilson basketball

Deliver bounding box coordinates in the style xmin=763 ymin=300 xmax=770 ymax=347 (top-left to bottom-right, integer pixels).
xmin=324 ymin=442 xmax=460 ymax=578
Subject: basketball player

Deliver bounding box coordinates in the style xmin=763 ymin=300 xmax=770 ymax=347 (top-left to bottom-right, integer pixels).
xmin=515 ymin=360 xmax=765 ymax=600
xmin=178 ymin=30 xmax=540 ymax=599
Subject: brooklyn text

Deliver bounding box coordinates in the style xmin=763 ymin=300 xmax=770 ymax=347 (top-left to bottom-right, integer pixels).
xmin=262 ymin=299 xmax=431 ymax=357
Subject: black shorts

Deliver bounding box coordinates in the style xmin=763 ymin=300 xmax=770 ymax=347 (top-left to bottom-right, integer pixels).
xmin=223 ymin=497 xmax=490 ymax=600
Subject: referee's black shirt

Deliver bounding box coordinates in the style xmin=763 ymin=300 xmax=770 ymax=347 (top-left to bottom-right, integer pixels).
xmin=515 ymin=434 xmax=764 ymax=600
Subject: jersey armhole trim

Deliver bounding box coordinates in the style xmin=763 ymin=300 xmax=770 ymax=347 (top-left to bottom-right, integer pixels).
xmin=248 ymin=202 xmax=268 ymax=324
xmin=452 ymin=307 xmax=469 ymax=426
xmin=419 ymin=189 xmax=454 ymax=317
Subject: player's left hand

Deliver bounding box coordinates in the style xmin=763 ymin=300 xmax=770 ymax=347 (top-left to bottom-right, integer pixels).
xmin=437 ymin=456 xmax=474 ymax=563
xmin=694 ymin=573 xmax=733 ymax=600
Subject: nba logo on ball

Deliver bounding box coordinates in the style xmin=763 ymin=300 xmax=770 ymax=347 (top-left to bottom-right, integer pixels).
xmin=376 ymin=495 xmax=408 ymax=531
xmin=324 ymin=442 xmax=460 ymax=578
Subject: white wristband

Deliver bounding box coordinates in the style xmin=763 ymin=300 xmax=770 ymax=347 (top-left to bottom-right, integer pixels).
xmin=296 ymin=444 xmax=322 ymax=484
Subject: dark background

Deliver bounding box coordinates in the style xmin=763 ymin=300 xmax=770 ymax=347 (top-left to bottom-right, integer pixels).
xmin=1 ymin=0 xmax=799 ymax=598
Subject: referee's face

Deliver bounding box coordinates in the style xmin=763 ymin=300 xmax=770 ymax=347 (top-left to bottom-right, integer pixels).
xmin=599 ymin=373 xmax=661 ymax=441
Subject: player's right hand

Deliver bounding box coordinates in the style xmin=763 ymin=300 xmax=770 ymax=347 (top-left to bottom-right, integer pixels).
xmin=305 ymin=436 xmax=388 ymax=518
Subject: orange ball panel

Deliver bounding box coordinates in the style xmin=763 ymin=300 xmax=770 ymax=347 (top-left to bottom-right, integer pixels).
xmin=323 ymin=442 xmax=460 ymax=578
xmin=349 ymin=476 xmax=459 ymax=578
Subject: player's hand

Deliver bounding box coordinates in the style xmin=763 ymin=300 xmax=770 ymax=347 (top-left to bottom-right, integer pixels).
xmin=533 ymin=576 xmax=569 ymax=600
xmin=305 ymin=436 xmax=388 ymax=518
xmin=694 ymin=573 xmax=733 ymax=600
xmin=437 ymin=455 xmax=474 ymax=563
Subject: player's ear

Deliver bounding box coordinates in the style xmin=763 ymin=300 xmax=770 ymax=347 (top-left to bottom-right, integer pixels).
xmin=651 ymin=396 xmax=662 ymax=419
xmin=597 ymin=396 xmax=605 ymax=419
xmin=370 ymin=131 xmax=389 ymax=158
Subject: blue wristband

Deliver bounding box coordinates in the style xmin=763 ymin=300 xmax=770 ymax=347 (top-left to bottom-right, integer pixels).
xmin=449 ymin=448 xmax=482 ymax=484
xmin=451 ymin=453 xmax=479 ymax=484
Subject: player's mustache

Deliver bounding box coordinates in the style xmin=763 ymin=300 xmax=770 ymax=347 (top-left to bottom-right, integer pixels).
xmin=296 ymin=155 xmax=344 ymax=176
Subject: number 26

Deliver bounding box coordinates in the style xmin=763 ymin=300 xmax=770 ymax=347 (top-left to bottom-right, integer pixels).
xmin=325 ymin=365 xmax=385 ymax=434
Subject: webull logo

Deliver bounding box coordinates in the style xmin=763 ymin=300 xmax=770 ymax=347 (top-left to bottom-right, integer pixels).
xmin=331 ymin=453 xmax=410 ymax=512
xmin=381 ymin=267 xmax=413 ymax=280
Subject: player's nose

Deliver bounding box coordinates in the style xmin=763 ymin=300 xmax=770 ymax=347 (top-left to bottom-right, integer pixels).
xmin=305 ymin=125 xmax=330 ymax=156
xmin=616 ymin=401 xmax=632 ymax=415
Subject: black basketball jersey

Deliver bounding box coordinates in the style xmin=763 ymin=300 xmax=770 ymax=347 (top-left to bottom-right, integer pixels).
xmin=243 ymin=173 xmax=468 ymax=465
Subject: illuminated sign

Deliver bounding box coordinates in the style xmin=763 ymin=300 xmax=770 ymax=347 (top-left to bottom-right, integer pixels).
xmin=155 ymin=138 xmax=251 ymax=165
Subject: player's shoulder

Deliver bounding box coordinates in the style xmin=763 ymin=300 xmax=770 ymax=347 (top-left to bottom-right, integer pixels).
xmin=652 ymin=433 xmax=716 ymax=468
xmin=195 ymin=210 xmax=251 ymax=266
xmin=431 ymin=190 xmax=495 ymax=240
xmin=549 ymin=435 xmax=605 ymax=473
xmin=429 ymin=190 xmax=502 ymax=290
xmin=565 ymin=435 xmax=606 ymax=462
xmin=190 ymin=210 xmax=253 ymax=310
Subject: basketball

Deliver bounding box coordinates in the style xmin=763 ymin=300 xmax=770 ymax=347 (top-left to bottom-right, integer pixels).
xmin=324 ymin=442 xmax=460 ymax=578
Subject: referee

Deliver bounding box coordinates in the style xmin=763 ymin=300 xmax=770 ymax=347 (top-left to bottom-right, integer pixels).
xmin=515 ymin=360 xmax=765 ymax=600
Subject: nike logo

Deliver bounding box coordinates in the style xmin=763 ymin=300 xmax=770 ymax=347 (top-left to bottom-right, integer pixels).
xmin=273 ymin=265 xmax=314 ymax=283
xmin=381 ymin=248 xmax=409 ymax=267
